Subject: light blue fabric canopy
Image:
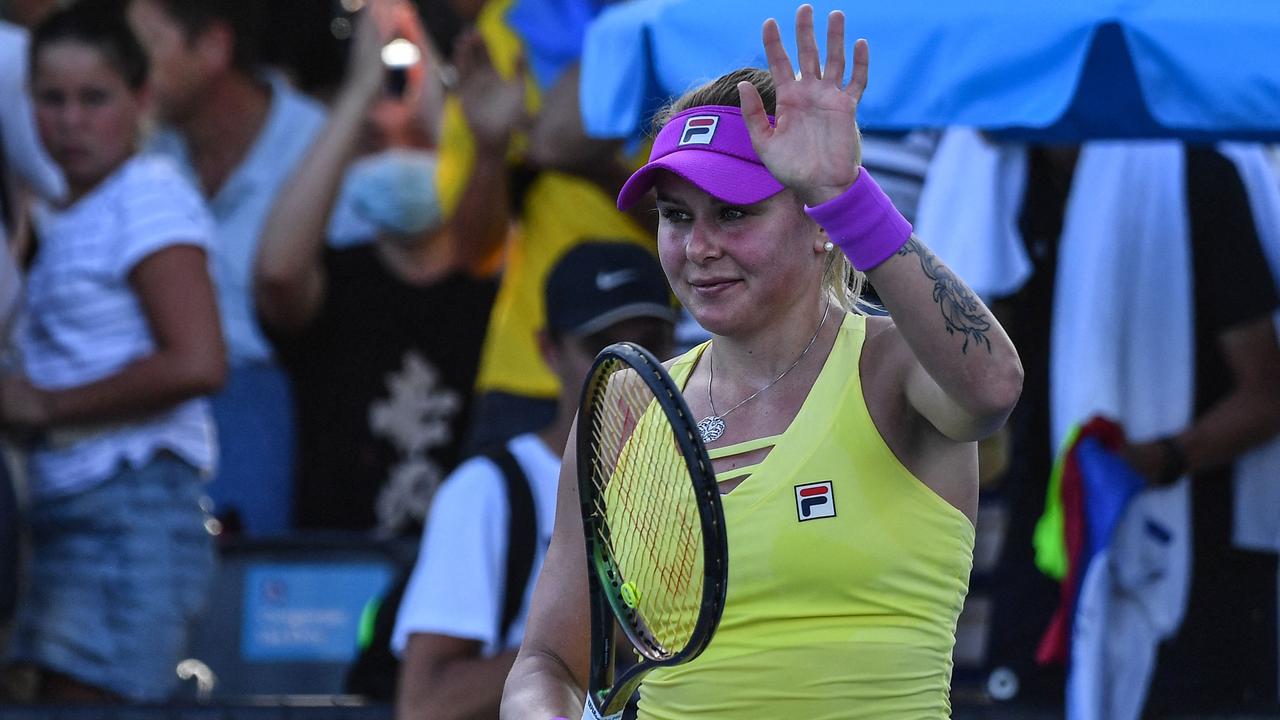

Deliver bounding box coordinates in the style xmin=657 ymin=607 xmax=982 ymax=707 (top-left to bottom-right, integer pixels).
xmin=579 ymin=0 xmax=1280 ymax=141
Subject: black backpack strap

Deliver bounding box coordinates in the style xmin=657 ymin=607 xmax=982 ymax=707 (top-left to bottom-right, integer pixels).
xmin=482 ymin=445 xmax=537 ymax=645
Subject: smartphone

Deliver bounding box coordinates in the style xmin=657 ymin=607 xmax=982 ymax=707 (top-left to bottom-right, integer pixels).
xmin=381 ymin=38 xmax=420 ymax=98
xmin=332 ymin=0 xmax=418 ymax=98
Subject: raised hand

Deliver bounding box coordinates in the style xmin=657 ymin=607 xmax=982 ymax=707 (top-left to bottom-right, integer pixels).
xmin=453 ymin=28 xmax=529 ymax=153
xmin=345 ymin=0 xmax=403 ymax=99
xmin=738 ymin=4 xmax=869 ymax=207
xmin=392 ymin=1 xmax=449 ymax=144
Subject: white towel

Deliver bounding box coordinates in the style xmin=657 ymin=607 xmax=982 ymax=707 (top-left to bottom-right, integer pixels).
xmin=1050 ymin=143 xmax=1193 ymax=720
xmin=1049 ymin=142 xmax=1193 ymax=450
xmin=915 ymin=127 xmax=1031 ymax=300
xmin=1070 ymin=551 xmax=1164 ymax=720
xmin=920 ymin=132 xmax=1280 ymax=553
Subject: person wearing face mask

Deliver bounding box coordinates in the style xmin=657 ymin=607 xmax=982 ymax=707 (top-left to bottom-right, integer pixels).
xmin=254 ymin=0 xmax=512 ymax=536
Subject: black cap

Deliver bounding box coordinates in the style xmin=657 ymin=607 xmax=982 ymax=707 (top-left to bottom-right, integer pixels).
xmin=545 ymin=242 xmax=677 ymax=336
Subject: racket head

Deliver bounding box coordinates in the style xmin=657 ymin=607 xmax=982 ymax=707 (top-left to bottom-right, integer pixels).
xmin=576 ymin=342 xmax=727 ymax=713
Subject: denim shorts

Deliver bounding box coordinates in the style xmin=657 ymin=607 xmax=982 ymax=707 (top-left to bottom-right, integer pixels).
xmin=6 ymin=453 xmax=216 ymax=701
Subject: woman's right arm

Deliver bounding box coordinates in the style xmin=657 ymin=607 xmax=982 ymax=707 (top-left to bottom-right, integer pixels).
xmin=253 ymin=3 xmax=392 ymax=334
xmin=501 ymin=420 xmax=592 ymax=719
xmin=0 ymin=244 xmax=225 ymax=430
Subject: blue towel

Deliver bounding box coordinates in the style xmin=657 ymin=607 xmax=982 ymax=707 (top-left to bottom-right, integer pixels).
xmin=1076 ymin=437 xmax=1146 ymax=568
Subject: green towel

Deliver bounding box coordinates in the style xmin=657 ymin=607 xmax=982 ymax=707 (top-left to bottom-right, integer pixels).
xmin=1033 ymin=423 xmax=1082 ymax=581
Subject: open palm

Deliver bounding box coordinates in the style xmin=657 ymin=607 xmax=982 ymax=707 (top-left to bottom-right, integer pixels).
xmin=738 ymin=5 xmax=869 ymax=207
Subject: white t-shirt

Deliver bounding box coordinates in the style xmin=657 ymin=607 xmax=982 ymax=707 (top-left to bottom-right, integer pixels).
xmin=392 ymin=432 xmax=561 ymax=657
xmin=148 ymin=73 xmax=374 ymax=363
xmin=20 ymin=155 xmax=216 ymax=499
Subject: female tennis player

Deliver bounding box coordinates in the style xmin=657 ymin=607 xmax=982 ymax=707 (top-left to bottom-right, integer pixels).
xmin=501 ymin=5 xmax=1023 ymax=718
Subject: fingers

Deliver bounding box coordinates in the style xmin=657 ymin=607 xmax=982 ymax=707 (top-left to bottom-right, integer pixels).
xmin=793 ymin=4 xmax=821 ymax=79
xmin=845 ymin=38 xmax=869 ymax=103
xmin=760 ymin=18 xmax=795 ymax=88
xmin=769 ymin=7 xmax=852 ymax=88
xmin=823 ymin=11 xmax=845 ymax=86
xmin=737 ymin=80 xmax=772 ymax=140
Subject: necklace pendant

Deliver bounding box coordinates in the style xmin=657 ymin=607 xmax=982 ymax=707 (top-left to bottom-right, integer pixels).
xmin=697 ymin=416 xmax=726 ymax=444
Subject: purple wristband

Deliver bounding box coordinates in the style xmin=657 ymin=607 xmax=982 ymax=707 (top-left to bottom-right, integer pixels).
xmin=803 ymin=169 xmax=912 ymax=272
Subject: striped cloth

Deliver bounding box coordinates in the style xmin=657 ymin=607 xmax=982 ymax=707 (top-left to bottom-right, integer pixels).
xmin=21 ymin=154 xmax=216 ymax=499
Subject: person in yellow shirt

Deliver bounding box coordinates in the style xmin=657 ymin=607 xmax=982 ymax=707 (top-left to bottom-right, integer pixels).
xmin=501 ymin=5 xmax=1023 ymax=718
xmin=435 ymin=0 xmax=658 ymax=450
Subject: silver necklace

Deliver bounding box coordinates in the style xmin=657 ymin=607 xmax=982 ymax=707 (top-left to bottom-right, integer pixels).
xmin=697 ymin=299 xmax=832 ymax=444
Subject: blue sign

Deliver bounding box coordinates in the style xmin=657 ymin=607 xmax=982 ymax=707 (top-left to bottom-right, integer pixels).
xmin=242 ymin=563 xmax=393 ymax=662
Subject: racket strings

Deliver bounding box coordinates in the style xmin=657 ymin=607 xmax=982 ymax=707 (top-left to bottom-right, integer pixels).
xmin=587 ymin=359 xmax=706 ymax=659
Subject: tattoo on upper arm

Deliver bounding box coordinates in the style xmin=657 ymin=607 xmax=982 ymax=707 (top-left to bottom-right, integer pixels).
xmin=897 ymin=236 xmax=993 ymax=353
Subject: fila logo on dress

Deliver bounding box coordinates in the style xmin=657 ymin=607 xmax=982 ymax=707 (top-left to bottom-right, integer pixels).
xmin=795 ymin=481 xmax=835 ymax=521
xmin=679 ymin=115 xmax=719 ymax=145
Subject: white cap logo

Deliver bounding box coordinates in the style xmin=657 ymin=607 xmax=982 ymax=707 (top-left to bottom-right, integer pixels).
xmin=679 ymin=115 xmax=720 ymax=145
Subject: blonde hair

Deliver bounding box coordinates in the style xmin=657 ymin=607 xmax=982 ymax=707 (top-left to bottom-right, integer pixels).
xmin=653 ymin=69 xmax=866 ymax=314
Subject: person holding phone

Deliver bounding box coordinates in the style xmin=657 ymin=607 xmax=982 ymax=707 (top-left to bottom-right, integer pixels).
xmin=254 ymin=0 xmax=512 ymax=536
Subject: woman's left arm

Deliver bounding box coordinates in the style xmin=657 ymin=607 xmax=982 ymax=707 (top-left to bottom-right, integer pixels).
xmin=864 ymin=237 xmax=1023 ymax=441
xmin=739 ymin=5 xmax=1021 ymax=442
xmin=0 ymin=245 xmax=226 ymax=430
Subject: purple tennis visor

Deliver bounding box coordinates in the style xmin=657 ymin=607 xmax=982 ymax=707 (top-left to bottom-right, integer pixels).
xmin=616 ymin=105 xmax=785 ymax=210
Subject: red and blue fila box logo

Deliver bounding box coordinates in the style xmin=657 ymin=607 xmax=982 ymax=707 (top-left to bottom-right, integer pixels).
xmin=679 ymin=115 xmax=719 ymax=146
xmin=794 ymin=481 xmax=835 ymax=521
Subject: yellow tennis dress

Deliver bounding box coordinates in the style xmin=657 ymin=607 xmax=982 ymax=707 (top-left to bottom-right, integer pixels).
xmin=638 ymin=313 xmax=975 ymax=720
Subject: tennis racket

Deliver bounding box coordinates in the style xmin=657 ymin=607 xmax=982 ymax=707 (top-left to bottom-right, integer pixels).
xmin=576 ymin=342 xmax=728 ymax=720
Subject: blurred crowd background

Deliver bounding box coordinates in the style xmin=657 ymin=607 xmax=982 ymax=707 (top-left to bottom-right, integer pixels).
xmin=0 ymin=0 xmax=1277 ymax=718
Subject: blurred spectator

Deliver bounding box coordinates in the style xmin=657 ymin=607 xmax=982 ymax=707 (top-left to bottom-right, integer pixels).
xmin=0 ymin=0 xmax=223 ymax=702
xmin=919 ymin=132 xmax=1280 ymax=715
xmin=254 ymin=0 xmax=498 ymax=536
xmin=125 ymin=0 xmax=328 ymax=536
xmin=437 ymin=0 xmax=661 ymax=450
xmin=390 ymin=241 xmax=676 ymax=719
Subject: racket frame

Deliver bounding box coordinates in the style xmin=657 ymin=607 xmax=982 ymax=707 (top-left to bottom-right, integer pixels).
xmin=576 ymin=342 xmax=728 ymax=718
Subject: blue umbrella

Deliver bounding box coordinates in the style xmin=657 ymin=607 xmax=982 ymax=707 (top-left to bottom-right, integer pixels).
xmin=579 ymin=0 xmax=1280 ymax=141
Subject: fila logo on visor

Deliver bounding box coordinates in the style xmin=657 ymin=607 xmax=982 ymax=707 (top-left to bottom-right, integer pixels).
xmin=679 ymin=115 xmax=719 ymax=146
xmin=795 ymin=481 xmax=835 ymax=521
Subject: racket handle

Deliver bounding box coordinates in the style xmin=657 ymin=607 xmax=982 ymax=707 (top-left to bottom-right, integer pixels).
xmin=581 ymin=697 xmax=624 ymax=720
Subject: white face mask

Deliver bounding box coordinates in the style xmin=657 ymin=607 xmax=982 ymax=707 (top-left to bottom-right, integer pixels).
xmin=341 ymin=149 xmax=442 ymax=238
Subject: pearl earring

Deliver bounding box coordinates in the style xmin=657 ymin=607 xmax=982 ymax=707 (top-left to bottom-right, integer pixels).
xmin=823 ymin=240 xmax=834 ymax=252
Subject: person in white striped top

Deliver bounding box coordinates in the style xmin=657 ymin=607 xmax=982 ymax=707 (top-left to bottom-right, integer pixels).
xmin=0 ymin=0 xmax=224 ymax=703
